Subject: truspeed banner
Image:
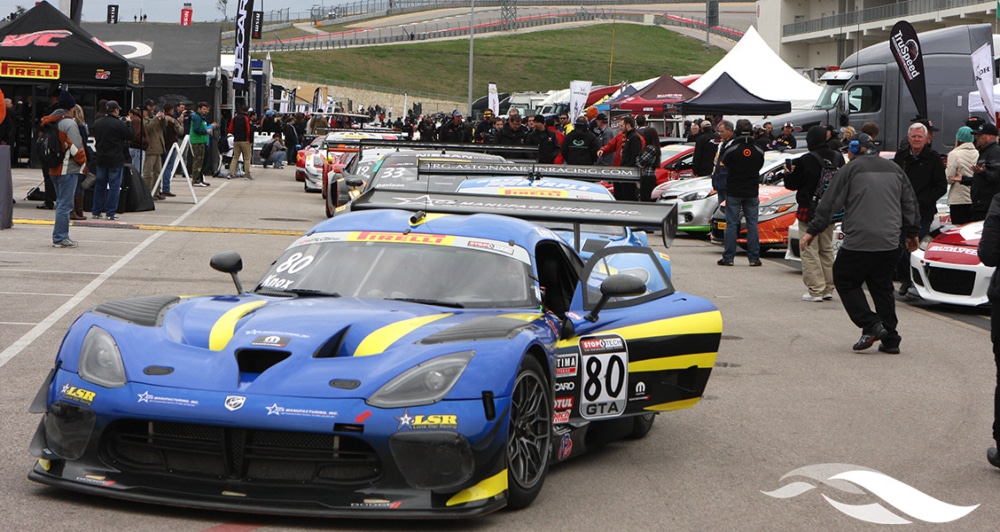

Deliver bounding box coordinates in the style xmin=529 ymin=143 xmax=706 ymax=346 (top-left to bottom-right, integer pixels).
xmin=232 ymin=0 xmax=254 ymax=88
xmin=889 ymin=20 xmax=927 ymax=119
xmin=971 ymin=42 xmax=997 ymax=125
xmin=487 ymin=82 xmax=499 ymax=116
xmin=569 ymin=80 xmax=592 ymax=121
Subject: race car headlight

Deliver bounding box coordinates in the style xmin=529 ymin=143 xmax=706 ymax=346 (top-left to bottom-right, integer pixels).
xmin=918 ymin=235 xmax=935 ymax=251
xmin=759 ymin=203 xmax=794 ymax=216
xmin=78 ymin=326 xmax=126 ymax=388
xmin=367 ymin=351 xmax=474 ymax=408
xmin=679 ymin=189 xmax=714 ymax=202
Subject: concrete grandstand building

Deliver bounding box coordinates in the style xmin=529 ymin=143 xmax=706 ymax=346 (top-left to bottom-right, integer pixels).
xmin=756 ymin=0 xmax=998 ymax=75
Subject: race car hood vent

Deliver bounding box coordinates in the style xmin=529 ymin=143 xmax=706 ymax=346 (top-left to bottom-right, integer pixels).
xmin=236 ymin=348 xmax=291 ymax=385
xmin=313 ymin=327 xmax=350 ymax=358
xmin=419 ymin=316 xmax=532 ymax=344
xmin=94 ymin=295 xmax=181 ymax=327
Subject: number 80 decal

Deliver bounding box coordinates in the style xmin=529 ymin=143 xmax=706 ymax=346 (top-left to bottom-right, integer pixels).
xmin=578 ymin=334 xmax=628 ymax=420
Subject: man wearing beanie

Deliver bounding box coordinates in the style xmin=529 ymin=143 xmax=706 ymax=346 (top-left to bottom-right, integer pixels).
xmin=43 ymin=89 xmax=87 ymax=247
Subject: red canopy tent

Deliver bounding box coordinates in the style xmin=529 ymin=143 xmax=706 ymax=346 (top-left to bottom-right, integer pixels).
xmin=586 ymin=85 xmax=620 ymax=107
xmin=613 ymin=73 xmax=698 ymax=116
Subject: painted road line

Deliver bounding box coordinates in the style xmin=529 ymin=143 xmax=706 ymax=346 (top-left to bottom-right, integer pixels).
xmin=13 ymin=219 xmax=301 ymax=236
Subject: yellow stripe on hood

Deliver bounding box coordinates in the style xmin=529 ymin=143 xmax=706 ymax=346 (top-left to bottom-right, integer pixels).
xmin=353 ymin=313 xmax=453 ymax=357
xmin=209 ymin=300 xmax=268 ymax=351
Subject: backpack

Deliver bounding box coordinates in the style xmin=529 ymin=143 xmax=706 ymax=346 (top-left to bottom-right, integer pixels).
xmin=259 ymin=140 xmax=273 ymax=160
xmin=36 ymin=119 xmax=66 ymax=168
xmin=808 ymin=152 xmax=845 ymax=222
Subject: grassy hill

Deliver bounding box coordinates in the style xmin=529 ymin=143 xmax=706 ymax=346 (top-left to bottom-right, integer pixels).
xmin=268 ymin=24 xmax=727 ymax=100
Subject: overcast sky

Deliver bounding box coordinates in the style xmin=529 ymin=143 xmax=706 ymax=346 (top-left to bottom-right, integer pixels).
xmin=1 ymin=0 xmax=349 ymax=24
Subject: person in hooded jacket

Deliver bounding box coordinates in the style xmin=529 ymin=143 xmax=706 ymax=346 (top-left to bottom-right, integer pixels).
xmin=692 ymin=120 xmax=719 ymax=177
xmin=562 ymin=116 xmax=599 ymax=165
xmin=977 ymin=194 xmax=1000 ymax=469
xmin=946 ymin=126 xmax=979 ymax=225
xmin=784 ymin=125 xmax=846 ymax=300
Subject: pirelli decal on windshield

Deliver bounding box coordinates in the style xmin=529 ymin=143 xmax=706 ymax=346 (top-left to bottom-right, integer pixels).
xmin=351 ymin=231 xmax=454 ymax=245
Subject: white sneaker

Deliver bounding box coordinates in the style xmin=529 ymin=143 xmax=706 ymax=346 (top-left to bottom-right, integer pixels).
xmin=822 ymin=294 xmax=834 ymax=300
xmin=802 ymin=293 xmax=823 ymax=302
xmin=53 ymin=238 xmax=78 ymax=248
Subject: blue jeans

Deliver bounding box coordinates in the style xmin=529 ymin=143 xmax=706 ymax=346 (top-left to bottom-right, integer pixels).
xmin=266 ymin=151 xmax=286 ymax=168
xmin=51 ymin=173 xmax=79 ymax=243
xmin=93 ymin=165 xmax=124 ymax=217
xmin=161 ymin=151 xmax=177 ymax=194
xmin=722 ymin=195 xmax=760 ymax=263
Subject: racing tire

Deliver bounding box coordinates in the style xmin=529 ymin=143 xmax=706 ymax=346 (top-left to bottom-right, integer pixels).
xmin=628 ymin=412 xmax=656 ymax=440
xmin=505 ymin=355 xmax=552 ymax=510
xmin=325 ymin=191 xmax=335 ymax=218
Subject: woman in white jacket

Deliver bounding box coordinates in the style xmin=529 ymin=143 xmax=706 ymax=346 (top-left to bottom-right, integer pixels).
xmin=946 ymin=126 xmax=980 ymax=225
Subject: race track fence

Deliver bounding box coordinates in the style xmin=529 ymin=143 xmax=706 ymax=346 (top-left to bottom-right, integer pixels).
xmin=223 ymin=9 xmax=743 ymax=53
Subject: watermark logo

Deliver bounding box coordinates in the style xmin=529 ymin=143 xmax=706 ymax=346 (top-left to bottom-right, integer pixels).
xmin=762 ymin=463 xmax=978 ymax=525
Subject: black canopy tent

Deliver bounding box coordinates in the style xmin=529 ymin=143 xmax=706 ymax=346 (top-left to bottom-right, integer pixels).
xmin=81 ymin=22 xmax=224 ymax=110
xmin=679 ymin=72 xmax=790 ymax=116
xmin=0 ymin=1 xmax=144 ymax=164
xmin=0 ymin=1 xmax=143 ymax=89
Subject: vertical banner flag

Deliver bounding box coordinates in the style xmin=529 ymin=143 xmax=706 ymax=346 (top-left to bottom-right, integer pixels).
xmin=889 ymin=20 xmax=927 ymax=119
xmin=487 ymin=83 xmax=499 ymax=116
xmin=312 ymin=88 xmax=322 ymax=111
xmin=233 ymin=0 xmax=254 ymax=88
xmin=569 ymin=80 xmax=593 ymax=121
xmin=181 ymin=3 xmax=193 ymax=26
xmin=972 ymin=42 xmax=997 ymax=125
xmin=107 ymin=5 xmax=119 ymax=24
xmin=251 ymin=11 xmax=263 ymax=40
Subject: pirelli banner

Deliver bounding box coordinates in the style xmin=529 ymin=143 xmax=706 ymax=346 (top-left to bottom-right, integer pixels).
xmin=232 ymin=0 xmax=254 ymax=88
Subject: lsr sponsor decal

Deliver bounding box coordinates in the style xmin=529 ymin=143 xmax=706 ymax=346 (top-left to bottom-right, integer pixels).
xmin=395 ymin=408 xmax=458 ymax=430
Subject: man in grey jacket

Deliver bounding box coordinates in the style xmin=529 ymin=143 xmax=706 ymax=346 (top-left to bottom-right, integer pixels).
xmin=802 ymin=135 xmax=920 ymax=353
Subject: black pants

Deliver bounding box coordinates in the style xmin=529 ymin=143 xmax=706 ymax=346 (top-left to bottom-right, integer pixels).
xmin=834 ymin=248 xmax=901 ymax=346
xmin=993 ymin=305 xmax=1000 ymax=442
xmin=42 ymin=167 xmax=55 ymax=205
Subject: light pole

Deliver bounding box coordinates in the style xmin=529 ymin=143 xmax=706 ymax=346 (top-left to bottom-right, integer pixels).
xmin=467 ymin=0 xmax=475 ymax=117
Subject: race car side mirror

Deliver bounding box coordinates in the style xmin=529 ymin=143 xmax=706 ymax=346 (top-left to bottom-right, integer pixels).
xmin=345 ymin=177 xmax=363 ymax=187
xmin=584 ymin=274 xmax=646 ymax=322
xmin=210 ymin=250 xmax=245 ymax=294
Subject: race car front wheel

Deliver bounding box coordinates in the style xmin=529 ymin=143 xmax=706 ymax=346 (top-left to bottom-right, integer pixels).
xmin=506 ymin=355 xmax=552 ymax=510
xmin=628 ymin=412 xmax=656 ymax=439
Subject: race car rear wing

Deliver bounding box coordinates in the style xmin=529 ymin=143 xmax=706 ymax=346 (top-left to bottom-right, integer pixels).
xmin=350 ymin=188 xmax=678 ymax=248
xmin=416 ymin=160 xmax=640 ymax=183
xmin=357 ymin=139 xmax=540 ymax=161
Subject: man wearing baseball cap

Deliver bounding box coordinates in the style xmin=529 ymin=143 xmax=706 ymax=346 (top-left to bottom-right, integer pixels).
xmin=474 ymin=109 xmax=494 ymax=143
xmin=770 ymin=122 xmax=797 ymax=150
xmin=961 ymin=122 xmax=1000 ymax=221
xmin=438 ymin=109 xmax=471 ymax=143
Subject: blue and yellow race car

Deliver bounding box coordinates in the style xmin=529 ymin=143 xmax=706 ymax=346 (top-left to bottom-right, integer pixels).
xmin=28 ymin=190 xmax=721 ymax=518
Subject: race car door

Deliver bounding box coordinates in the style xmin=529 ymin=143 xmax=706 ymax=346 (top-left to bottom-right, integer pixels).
xmin=555 ymin=246 xmax=720 ymax=423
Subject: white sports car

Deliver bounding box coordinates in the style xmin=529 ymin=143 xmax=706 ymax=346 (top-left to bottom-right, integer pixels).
xmin=910 ymin=222 xmax=992 ymax=307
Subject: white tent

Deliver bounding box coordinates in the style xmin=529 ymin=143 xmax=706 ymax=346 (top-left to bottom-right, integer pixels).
xmin=690 ymin=26 xmax=821 ymax=111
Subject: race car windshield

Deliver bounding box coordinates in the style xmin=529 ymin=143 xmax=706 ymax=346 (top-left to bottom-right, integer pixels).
xmin=255 ymin=240 xmax=535 ymax=309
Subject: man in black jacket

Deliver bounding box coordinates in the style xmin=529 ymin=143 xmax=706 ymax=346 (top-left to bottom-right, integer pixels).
xmin=527 ymin=114 xmax=561 ymax=164
xmin=977 ymin=194 xmax=1000 ymax=468
xmin=691 ymin=120 xmax=718 ymax=177
xmin=438 ymin=110 xmax=471 ymax=143
xmin=717 ymin=119 xmax=765 ymax=267
xmin=227 ymin=106 xmax=255 ymax=180
xmin=562 ymin=116 xmax=598 ymax=165
xmin=964 ymin=123 xmax=1000 ymax=222
xmin=893 ymin=122 xmax=947 ymax=295
xmin=615 ymin=116 xmax=643 ymax=201
xmin=785 ymin=125 xmax=846 ymax=300
xmin=90 ymin=101 xmax=133 ymax=221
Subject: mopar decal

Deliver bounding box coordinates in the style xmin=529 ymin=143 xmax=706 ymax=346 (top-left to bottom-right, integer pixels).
xmin=578 ymin=334 xmax=628 ymax=420
xmin=252 ymin=335 xmax=290 ymax=347
xmin=225 ymin=395 xmax=246 ymax=411
xmin=60 ymin=383 xmax=96 ymax=405
xmin=395 ymin=408 xmax=458 ymax=430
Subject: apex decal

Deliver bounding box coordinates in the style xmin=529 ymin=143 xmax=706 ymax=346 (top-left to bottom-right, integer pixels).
xmin=0 ymin=61 xmax=59 ymax=79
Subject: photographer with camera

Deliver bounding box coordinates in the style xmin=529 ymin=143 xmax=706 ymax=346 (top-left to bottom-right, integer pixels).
xmin=89 ymin=101 xmax=133 ymax=221
xmin=961 ymin=123 xmax=1000 ymax=222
